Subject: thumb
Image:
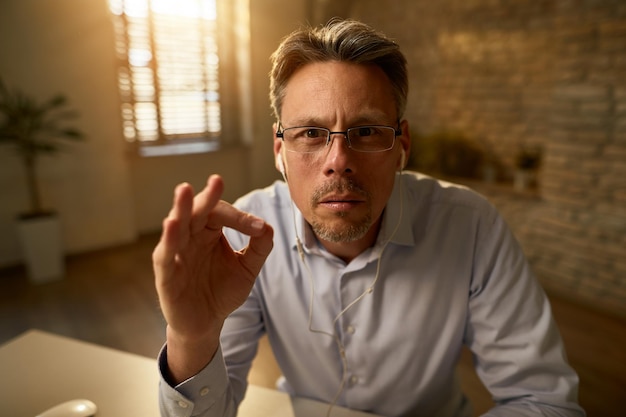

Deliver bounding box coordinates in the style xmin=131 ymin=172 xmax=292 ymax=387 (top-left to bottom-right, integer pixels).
xmin=238 ymin=223 xmax=274 ymax=277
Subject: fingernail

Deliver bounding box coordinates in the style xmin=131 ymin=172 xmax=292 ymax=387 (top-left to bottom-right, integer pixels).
xmin=251 ymin=218 xmax=265 ymax=230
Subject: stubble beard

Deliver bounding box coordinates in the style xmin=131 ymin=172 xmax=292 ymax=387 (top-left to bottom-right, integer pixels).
xmin=309 ymin=179 xmax=372 ymax=243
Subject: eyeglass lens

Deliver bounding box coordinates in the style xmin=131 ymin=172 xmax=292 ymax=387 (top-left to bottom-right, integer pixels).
xmin=283 ymin=126 xmax=395 ymax=153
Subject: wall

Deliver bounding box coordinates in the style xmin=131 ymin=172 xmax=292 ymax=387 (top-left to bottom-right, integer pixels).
xmin=0 ymin=0 xmax=136 ymax=263
xmin=528 ymin=1 xmax=626 ymax=316
xmin=0 ymin=0 xmax=307 ymax=267
xmin=350 ymin=0 xmax=626 ymax=316
xmin=247 ymin=0 xmax=308 ymax=191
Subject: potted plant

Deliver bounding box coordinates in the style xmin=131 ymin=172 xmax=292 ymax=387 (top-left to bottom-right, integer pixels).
xmin=410 ymin=129 xmax=484 ymax=179
xmin=0 ymin=78 xmax=85 ymax=283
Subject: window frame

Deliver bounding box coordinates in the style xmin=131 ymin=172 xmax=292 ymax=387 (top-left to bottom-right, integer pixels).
xmin=108 ymin=0 xmax=242 ymax=156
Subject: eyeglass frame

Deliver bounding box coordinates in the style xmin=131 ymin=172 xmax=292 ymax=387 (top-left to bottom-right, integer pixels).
xmin=276 ymin=122 xmax=403 ymax=153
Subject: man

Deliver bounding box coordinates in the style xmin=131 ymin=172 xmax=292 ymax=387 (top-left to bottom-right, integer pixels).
xmin=154 ymin=19 xmax=584 ymax=417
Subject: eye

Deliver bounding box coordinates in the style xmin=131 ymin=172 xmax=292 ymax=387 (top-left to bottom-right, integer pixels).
xmin=356 ymin=126 xmax=375 ymax=137
xmin=351 ymin=126 xmax=386 ymax=138
xmin=305 ymin=128 xmax=326 ymax=139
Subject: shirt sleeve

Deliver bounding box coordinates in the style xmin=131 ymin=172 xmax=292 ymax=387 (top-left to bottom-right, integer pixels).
xmin=465 ymin=209 xmax=585 ymax=416
xmin=158 ymin=344 xmax=237 ymax=417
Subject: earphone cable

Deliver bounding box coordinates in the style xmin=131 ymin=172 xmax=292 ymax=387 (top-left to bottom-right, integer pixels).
xmin=302 ymin=171 xmax=405 ymax=417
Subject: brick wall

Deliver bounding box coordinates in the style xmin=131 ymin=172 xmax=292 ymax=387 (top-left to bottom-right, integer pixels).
xmin=342 ymin=0 xmax=626 ymax=317
xmin=531 ymin=2 xmax=626 ymax=317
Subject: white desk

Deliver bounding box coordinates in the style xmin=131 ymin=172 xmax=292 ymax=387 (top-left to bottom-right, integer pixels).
xmin=0 ymin=330 xmax=382 ymax=417
xmin=237 ymin=384 xmax=382 ymax=417
xmin=0 ymin=330 xmax=159 ymax=417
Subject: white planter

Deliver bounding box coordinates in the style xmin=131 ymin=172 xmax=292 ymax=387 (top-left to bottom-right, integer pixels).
xmin=16 ymin=214 xmax=65 ymax=284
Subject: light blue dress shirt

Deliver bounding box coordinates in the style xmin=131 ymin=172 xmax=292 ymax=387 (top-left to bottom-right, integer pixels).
xmin=159 ymin=171 xmax=584 ymax=417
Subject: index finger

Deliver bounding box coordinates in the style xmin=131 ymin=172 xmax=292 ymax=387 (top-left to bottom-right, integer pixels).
xmin=152 ymin=181 xmax=195 ymax=274
xmin=205 ymin=200 xmax=268 ymax=238
xmin=188 ymin=175 xmax=226 ymax=233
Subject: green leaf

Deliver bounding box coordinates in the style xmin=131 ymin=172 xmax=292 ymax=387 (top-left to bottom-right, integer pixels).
xmin=0 ymin=77 xmax=86 ymax=213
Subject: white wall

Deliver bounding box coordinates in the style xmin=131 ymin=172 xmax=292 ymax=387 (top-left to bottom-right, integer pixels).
xmin=0 ymin=0 xmax=136 ymax=265
xmin=0 ymin=0 xmax=308 ymax=267
xmin=247 ymin=0 xmax=309 ymax=191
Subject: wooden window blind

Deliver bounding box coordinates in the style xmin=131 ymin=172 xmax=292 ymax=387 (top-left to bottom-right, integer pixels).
xmin=109 ymin=0 xmax=221 ymax=153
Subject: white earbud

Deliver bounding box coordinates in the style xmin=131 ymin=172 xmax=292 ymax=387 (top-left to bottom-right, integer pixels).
xmin=277 ymin=154 xmax=285 ymax=175
xmin=400 ymin=149 xmax=406 ymax=172
xmin=277 ymin=154 xmax=289 ymax=184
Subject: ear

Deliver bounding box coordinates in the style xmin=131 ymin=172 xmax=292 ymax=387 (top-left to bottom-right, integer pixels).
xmin=273 ymin=122 xmax=284 ymax=173
xmin=397 ymin=119 xmax=411 ymax=171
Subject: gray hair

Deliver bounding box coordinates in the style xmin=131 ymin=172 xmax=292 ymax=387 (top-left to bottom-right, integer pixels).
xmin=269 ymin=18 xmax=408 ymax=121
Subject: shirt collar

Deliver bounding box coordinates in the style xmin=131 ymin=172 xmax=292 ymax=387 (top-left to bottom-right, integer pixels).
xmin=376 ymin=172 xmax=415 ymax=247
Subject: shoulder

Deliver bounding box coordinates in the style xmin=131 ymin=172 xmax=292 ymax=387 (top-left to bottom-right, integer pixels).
xmin=401 ymin=171 xmax=496 ymax=217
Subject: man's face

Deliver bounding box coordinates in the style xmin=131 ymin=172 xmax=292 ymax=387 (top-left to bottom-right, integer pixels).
xmin=274 ymin=61 xmax=409 ymax=252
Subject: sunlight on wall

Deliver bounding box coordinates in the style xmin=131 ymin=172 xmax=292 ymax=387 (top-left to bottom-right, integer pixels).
xmin=109 ymin=0 xmax=216 ymax=19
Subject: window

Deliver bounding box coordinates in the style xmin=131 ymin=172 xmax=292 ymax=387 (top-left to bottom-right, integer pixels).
xmin=109 ymin=0 xmax=225 ymax=156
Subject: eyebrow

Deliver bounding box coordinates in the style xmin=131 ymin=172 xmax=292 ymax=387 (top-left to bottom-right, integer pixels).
xmin=284 ymin=111 xmax=394 ymax=128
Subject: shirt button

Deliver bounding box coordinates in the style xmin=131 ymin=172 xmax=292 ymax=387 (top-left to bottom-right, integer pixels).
xmin=178 ymin=400 xmax=189 ymax=408
xmin=200 ymin=387 xmax=210 ymax=396
xmin=346 ymin=325 xmax=355 ymax=334
xmin=350 ymin=375 xmax=359 ymax=385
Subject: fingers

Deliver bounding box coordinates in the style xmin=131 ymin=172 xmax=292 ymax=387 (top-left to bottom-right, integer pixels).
xmin=154 ymin=174 xmax=256 ymax=247
xmin=190 ymin=175 xmax=225 ymax=233
xmin=206 ymin=200 xmax=269 ymax=238
xmin=153 ymin=174 xmax=271 ymax=277
xmin=152 ymin=216 xmax=178 ymax=291
xmin=240 ymin=223 xmax=274 ymax=279
xmin=185 ymin=175 xmax=267 ymax=239
xmin=153 ymin=179 xmax=202 ymax=289
xmin=171 ymin=182 xmax=195 ymax=240
xmin=153 ymin=182 xmax=195 ymax=271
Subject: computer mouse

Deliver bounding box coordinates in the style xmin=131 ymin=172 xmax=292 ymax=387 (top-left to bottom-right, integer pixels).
xmin=36 ymin=399 xmax=98 ymax=417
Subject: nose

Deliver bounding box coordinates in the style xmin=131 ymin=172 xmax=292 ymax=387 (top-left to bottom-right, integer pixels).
xmin=322 ymin=132 xmax=354 ymax=175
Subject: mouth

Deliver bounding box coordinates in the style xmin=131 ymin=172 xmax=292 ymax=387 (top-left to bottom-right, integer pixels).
xmin=317 ymin=194 xmax=366 ymax=211
xmin=311 ymin=178 xmax=370 ymax=213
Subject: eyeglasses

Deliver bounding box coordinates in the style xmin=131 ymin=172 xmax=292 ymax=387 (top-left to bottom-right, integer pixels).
xmin=276 ymin=125 xmax=401 ymax=153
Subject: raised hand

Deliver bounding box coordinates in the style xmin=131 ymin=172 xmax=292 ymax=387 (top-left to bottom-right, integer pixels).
xmin=153 ymin=175 xmax=273 ymax=382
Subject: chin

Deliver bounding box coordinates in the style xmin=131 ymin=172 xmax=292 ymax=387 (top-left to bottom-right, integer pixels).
xmin=311 ymin=217 xmax=371 ymax=243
